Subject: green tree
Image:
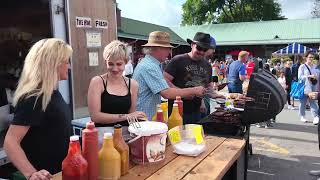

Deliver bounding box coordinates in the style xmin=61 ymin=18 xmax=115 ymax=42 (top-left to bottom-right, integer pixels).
xmin=181 ymin=0 xmax=286 ymax=25
xmin=311 ymin=0 xmax=320 ymax=17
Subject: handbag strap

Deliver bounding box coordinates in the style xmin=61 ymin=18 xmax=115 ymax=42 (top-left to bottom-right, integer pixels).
xmin=304 ymin=64 xmax=312 ymax=75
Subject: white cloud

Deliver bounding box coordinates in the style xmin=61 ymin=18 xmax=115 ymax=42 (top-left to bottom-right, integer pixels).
xmin=117 ymin=0 xmax=316 ymax=26
xmin=277 ymin=0 xmax=314 ymax=19
xmin=117 ymin=0 xmax=183 ymax=26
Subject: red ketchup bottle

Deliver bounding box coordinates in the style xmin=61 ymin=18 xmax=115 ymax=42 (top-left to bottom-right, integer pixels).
xmin=62 ymin=135 xmax=88 ymax=180
xmin=82 ymin=121 xmax=99 ymax=180
xmin=156 ymin=109 xmax=165 ymax=123
xmin=174 ymin=96 xmax=183 ymax=117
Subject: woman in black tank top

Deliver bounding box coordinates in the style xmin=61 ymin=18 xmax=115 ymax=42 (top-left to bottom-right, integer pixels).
xmin=87 ymin=40 xmax=146 ymax=127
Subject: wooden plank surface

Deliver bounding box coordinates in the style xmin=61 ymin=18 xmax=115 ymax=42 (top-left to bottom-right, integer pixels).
xmin=182 ymin=138 xmax=246 ymax=180
xmin=146 ymin=136 xmax=226 ymax=180
xmin=52 ymin=136 xmax=244 ymax=180
xmin=120 ymin=145 xmax=178 ymax=180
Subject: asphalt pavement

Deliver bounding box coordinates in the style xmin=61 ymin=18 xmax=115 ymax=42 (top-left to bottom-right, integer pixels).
xmin=248 ymin=101 xmax=320 ymax=180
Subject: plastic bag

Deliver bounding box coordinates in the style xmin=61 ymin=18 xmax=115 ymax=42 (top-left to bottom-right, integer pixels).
xmin=167 ymin=124 xmax=206 ymax=157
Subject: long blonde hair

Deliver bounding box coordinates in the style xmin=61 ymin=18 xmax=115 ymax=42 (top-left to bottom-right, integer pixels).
xmin=13 ymin=38 xmax=73 ymax=111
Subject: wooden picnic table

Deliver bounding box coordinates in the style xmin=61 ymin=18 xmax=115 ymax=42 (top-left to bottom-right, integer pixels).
xmin=53 ymin=135 xmax=245 ymax=180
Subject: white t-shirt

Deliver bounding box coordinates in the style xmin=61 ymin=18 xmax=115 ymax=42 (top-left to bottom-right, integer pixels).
xmin=123 ymin=62 xmax=133 ymax=76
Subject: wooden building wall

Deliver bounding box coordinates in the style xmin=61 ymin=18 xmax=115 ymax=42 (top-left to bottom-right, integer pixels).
xmin=67 ymin=0 xmax=117 ymax=118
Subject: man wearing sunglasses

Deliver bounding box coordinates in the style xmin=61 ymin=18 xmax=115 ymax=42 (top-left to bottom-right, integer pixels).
xmin=164 ymin=32 xmax=222 ymax=124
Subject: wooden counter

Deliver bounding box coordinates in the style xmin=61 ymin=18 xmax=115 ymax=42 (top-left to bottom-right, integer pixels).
xmin=53 ymin=135 xmax=245 ymax=180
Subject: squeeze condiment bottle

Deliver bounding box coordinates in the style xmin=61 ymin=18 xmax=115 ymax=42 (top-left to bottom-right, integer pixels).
xmin=160 ymin=101 xmax=169 ymax=122
xmin=156 ymin=109 xmax=165 ymax=123
xmin=168 ymin=103 xmax=183 ymax=130
xmin=113 ymin=124 xmax=129 ymax=175
xmin=82 ymin=121 xmax=99 ymax=180
xmin=174 ymin=96 xmax=183 ymax=117
xmin=152 ymin=104 xmax=161 ymax=121
xmin=98 ymin=133 xmax=121 ymax=180
xmin=62 ymin=135 xmax=88 ymax=180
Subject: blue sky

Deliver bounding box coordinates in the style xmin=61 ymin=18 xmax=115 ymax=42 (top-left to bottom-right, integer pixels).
xmin=117 ymin=0 xmax=315 ymax=26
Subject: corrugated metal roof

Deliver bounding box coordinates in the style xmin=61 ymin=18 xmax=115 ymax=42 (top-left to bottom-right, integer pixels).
xmin=170 ymin=18 xmax=320 ymax=46
xmin=118 ymin=17 xmax=188 ymax=45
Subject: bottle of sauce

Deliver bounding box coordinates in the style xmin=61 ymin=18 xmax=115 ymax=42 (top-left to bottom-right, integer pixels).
xmin=113 ymin=124 xmax=129 ymax=175
xmin=82 ymin=121 xmax=99 ymax=180
xmin=161 ymin=101 xmax=168 ymax=122
xmin=62 ymin=135 xmax=88 ymax=180
xmin=99 ymin=133 xmax=121 ymax=180
xmin=168 ymin=103 xmax=183 ymax=130
xmin=152 ymin=104 xmax=161 ymax=121
xmin=174 ymin=96 xmax=183 ymax=117
xmin=156 ymin=109 xmax=165 ymax=123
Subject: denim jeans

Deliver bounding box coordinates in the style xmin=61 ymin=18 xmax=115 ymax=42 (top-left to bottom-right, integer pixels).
xmin=299 ymin=95 xmax=318 ymax=118
xmin=183 ymin=111 xmax=201 ymax=125
xmin=227 ymin=83 xmax=243 ymax=93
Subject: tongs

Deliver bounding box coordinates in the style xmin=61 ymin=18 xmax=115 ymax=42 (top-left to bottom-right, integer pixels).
xmin=126 ymin=115 xmax=141 ymax=129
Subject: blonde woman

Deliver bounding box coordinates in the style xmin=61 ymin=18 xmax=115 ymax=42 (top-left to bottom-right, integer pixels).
xmin=88 ymin=40 xmax=146 ymax=127
xmin=4 ymin=38 xmax=73 ymax=180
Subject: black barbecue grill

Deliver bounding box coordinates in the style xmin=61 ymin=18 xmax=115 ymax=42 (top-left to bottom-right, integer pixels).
xmin=199 ymin=60 xmax=287 ymax=180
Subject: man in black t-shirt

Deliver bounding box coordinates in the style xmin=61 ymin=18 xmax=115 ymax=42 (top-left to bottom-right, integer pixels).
xmin=164 ymin=32 xmax=222 ymax=124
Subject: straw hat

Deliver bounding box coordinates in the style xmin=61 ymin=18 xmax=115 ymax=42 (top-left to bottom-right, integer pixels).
xmin=142 ymin=31 xmax=173 ymax=48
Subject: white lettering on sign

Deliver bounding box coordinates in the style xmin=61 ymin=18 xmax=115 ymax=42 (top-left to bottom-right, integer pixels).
xmin=95 ymin=19 xmax=108 ymax=29
xmin=76 ymin=17 xmax=92 ymax=28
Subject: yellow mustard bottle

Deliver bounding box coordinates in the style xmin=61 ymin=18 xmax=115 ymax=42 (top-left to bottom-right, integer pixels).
xmin=152 ymin=104 xmax=161 ymax=121
xmin=113 ymin=124 xmax=129 ymax=176
xmin=168 ymin=103 xmax=183 ymax=130
xmin=161 ymin=101 xmax=169 ymax=122
xmin=98 ymin=133 xmax=121 ymax=180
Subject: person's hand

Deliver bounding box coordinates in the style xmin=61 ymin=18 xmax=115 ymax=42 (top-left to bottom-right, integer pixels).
xmin=200 ymin=100 xmax=206 ymax=113
xmin=309 ymin=74 xmax=316 ymax=79
xmin=128 ymin=111 xmax=147 ymax=120
xmin=28 ymin=170 xmax=52 ymax=180
xmin=193 ymin=86 xmax=205 ymax=97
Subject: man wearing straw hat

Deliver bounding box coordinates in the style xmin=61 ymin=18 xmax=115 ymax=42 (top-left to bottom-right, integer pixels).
xmin=133 ymin=31 xmax=205 ymax=120
xmin=164 ymin=32 xmax=223 ymax=124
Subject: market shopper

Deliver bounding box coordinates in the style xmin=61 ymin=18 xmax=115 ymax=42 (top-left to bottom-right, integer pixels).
xmin=4 ymin=38 xmax=73 ymax=179
xmin=164 ymin=32 xmax=223 ymax=124
xmin=227 ymin=51 xmax=249 ymax=93
xmin=284 ymin=61 xmax=294 ymax=110
xmin=88 ymin=40 xmax=146 ymax=127
xmin=298 ymin=50 xmax=319 ymax=124
xmin=133 ymin=31 xmax=205 ymax=120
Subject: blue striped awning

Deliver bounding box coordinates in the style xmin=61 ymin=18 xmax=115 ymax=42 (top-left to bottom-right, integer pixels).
xmin=273 ymin=43 xmax=317 ymax=55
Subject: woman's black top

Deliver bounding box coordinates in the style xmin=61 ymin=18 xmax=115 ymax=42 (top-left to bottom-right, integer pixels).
xmin=11 ymin=90 xmax=71 ymax=174
xmin=96 ymin=76 xmax=131 ymax=127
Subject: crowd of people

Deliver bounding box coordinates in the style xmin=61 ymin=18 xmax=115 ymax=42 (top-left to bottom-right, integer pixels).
xmin=4 ymin=28 xmax=320 ymax=179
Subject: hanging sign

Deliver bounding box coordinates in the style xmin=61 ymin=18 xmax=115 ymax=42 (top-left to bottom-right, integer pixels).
xmin=76 ymin=17 xmax=92 ymax=28
xmin=86 ymin=32 xmax=101 ymax=48
xmin=95 ymin=19 xmax=108 ymax=29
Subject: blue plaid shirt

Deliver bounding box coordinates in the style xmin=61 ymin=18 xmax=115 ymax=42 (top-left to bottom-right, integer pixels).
xmin=133 ymin=55 xmax=169 ymax=120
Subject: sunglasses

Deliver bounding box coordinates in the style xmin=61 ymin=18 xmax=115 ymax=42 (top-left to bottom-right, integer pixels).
xmin=195 ymin=44 xmax=209 ymax=52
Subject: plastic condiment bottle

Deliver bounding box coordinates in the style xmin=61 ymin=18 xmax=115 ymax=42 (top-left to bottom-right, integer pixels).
xmin=174 ymin=96 xmax=183 ymax=117
xmin=82 ymin=121 xmax=99 ymax=180
xmin=98 ymin=133 xmax=121 ymax=180
xmin=152 ymin=104 xmax=161 ymax=121
xmin=168 ymin=103 xmax=183 ymax=130
xmin=161 ymin=101 xmax=169 ymax=122
xmin=113 ymin=124 xmax=129 ymax=175
xmin=156 ymin=109 xmax=165 ymax=123
xmin=62 ymin=135 xmax=88 ymax=180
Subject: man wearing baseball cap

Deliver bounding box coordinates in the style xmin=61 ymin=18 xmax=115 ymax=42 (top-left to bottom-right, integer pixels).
xmin=164 ymin=32 xmax=223 ymax=124
xmin=133 ymin=31 xmax=205 ymax=120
